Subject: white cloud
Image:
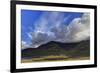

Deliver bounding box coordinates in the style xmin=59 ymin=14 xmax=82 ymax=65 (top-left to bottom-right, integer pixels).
xmin=22 ymin=12 xmax=90 ymax=49
xmin=21 ymin=41 xmax=30 ymax=49
xmin=56 ymin=13 xmax=90 ymax=43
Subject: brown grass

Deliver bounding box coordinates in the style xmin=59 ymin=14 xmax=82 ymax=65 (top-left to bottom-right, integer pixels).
xmin=21 ymin=55 xmax=90 ymax=63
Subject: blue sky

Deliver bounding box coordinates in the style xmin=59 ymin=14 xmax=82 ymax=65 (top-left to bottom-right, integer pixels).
xmin=21 ymin=9 xmax=83 ymax=44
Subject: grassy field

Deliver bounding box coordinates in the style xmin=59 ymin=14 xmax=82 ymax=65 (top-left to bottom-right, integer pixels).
xmin=21 ymin=55 xmax=90 ymax=63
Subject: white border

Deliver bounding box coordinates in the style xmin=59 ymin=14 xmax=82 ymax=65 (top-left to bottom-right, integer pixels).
xmin=16 ymin=4 xmax=95 ymax=69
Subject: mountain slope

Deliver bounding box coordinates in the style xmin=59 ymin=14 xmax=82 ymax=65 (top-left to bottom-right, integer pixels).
xmin=22 ymin=40 xmax=90 ymax=61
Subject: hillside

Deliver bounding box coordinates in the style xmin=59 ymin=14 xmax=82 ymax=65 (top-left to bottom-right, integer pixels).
xmin=21 ymin=40 xmax=90 ymax=62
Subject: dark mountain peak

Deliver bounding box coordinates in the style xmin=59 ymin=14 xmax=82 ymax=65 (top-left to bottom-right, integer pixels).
xmin=22 ymin=40 xmax=90 ymax=59
xmin=23 ymin=40 xmax=90 ymax=50
xmin=37 ymin=40 xmax=90 ymax=48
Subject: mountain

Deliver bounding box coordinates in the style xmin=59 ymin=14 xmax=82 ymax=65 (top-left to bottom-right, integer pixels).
xmin=22 ymin=40 xmax=90 ymax=60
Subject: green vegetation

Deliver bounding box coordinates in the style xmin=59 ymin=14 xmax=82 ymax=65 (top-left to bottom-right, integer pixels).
xmin=22 ymin=40 xmax=90 ymax=63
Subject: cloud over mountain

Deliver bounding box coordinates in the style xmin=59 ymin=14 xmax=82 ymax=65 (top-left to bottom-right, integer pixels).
xmin=22 ymin=12 xmax=90 ymax=49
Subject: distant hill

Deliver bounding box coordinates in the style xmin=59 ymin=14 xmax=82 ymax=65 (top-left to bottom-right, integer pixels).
xmin=22 ymin=40 xmax=90 ymax=60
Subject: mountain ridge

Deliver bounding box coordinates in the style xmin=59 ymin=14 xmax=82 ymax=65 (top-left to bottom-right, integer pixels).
xmin=22 ymin=40 xmax=90 ymax=60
